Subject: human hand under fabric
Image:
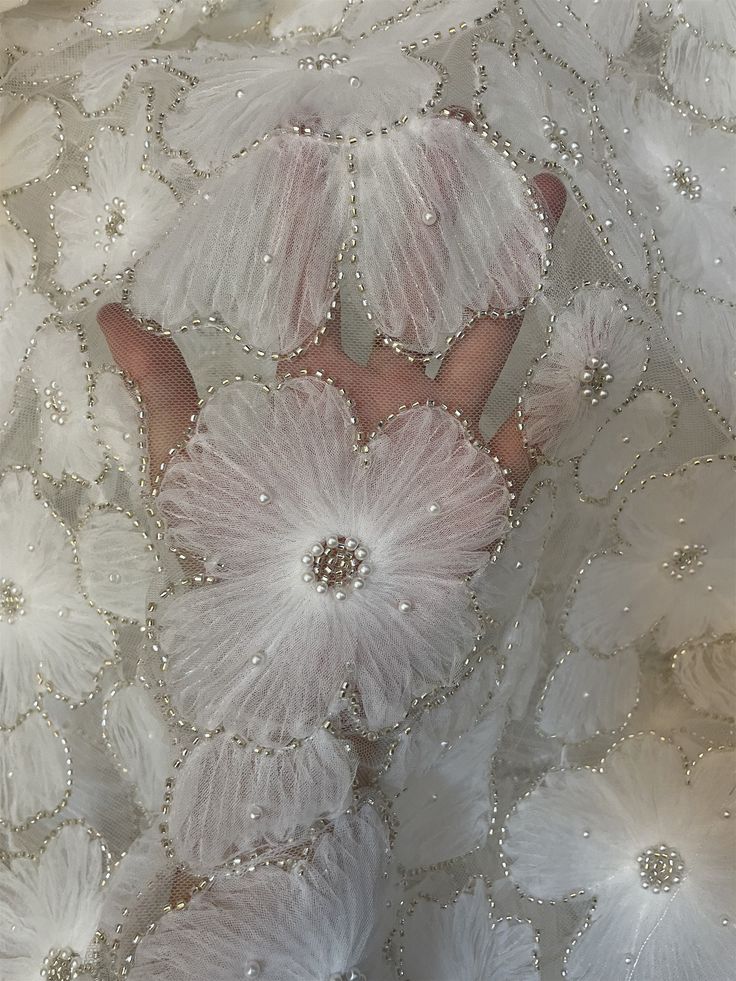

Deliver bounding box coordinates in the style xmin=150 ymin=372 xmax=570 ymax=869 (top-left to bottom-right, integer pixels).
xmin=97 ymin=172 xmax=565 ymax=498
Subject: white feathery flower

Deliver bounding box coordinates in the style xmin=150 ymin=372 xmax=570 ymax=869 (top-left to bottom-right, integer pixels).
xmin=0 ymin=710 xmax=72 ymax=831
xmin=520 ymin=286 xmax=649 ymax=459
xmin=502 ymin=735 xmax=736 ymax=981
xmin=130 ymin=36 xmax=548 ymax=355
xmin=0 ymin=822 xmax=110 ymax=981
xmin=52 ymin=126 xmax=179 ymax=292
xmin=0 ymin=94 xmax=62 ymax=193
xmin=597 ymin=76 xmax=736 ymax=302
xmin=0 ymin=469 xmax=115 ymax=727
xmin=128 ymin=807 xmax=388 ymax=981
xmin=476 ymin=45 xmax=650 ymax=288
xmin=565 ymin=456 xmax=736 ymax=655
xmin=672 ymin=634 xmax=735 ymax=721
xmin=399 ymin=878 xmax=539 ymax=981
xmin=153 ymin=376 xmax=509 ymax=746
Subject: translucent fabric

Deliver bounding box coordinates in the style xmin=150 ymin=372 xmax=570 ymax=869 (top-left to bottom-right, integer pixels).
xmin=0 ymin=2 xmax=734 ymax=980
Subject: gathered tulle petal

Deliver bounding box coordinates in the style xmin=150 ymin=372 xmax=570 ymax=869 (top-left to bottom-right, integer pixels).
xmin=664 ymin=24 xmax=736 ymax=123
xmin=393 ymin=711 xmax=503 ymax=869
xmin=576 ymin=391 xmax=677 ymax=500
xmin=131 ymin=137 xmax=347 ymax=352
xmin=129 ymin=807 xmax=388 ymax=981
xmin=77 ymin=508 xmax=160 ymax=621
xmin=678 ymin=0 xmax=736 ymax=46
xmin=672 ymin=636 xmax=736 ymax=720
xmin=168 ymin=730 xmax=355 ymax=872
xmin=0 ymin=288 xmax=54 ymax=422
xmin=92 ymin=370 xmax=146 ymax=480
xmin=0 ymin=95 xmax=61 ymax=191
xmin=103 ymin=682 xmax=175 ymax=816
xmin=0 ymin=711 xmax=70 ymax=829
xmin=356 ymin=116 xmax=548 ymax=351
xmin=538 ymin=648 xmax=640 ymax=742
xmin=0 ymin=211 xmax=35 ymax=304
xmin=402 ymin=881 xmax=538 ymax=981
xmin=519 ymin=0 xmax=609 ymax=80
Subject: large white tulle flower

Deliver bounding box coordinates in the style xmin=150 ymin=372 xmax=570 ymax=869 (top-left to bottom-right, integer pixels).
xmin=565 ymin=456 xmax=736 ymax=655
xmin=0 ymin=469 xmax=116 ymax=727
xmin=52 ymin=125 xmax=179 ymax=292
xmin=476 ymin=45 xmax=650 ymax=288
xmin=399 ymin=879 xmax=538 ymax=981
xmin=129 ymin=807 xmax=387 ymax=981
xmin=153 ymin=376 xmax=509 ymax=746
xmin=0 ymin=822 xmax=110 ymax=981
xmin=520 ymin=286 xmax=649 ymax=458
xmin=597 ymin=76 xmax=736 ymax=302
xmin=502 ymin=735 xmax=736 ymax=981
xmin=130 ymin=34 xmax=548 ymax=355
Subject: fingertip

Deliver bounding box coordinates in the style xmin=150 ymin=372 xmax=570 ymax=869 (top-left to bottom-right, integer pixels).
xmin=532 ymin=172 xmax=567 ymax=232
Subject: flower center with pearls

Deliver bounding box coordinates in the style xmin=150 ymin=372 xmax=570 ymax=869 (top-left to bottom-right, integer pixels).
xmin=40 ymin=948 xmax=82 ymax=981
xmin=43 ymin=380 xmax=68 ymax=425
xmin=301 ymin=536 xmax=370 ymax=599
xmin=662 ymin=544 xmax=707 ymax=580
xmin=541 ymin=116 xmax=584 ymax=166
xmin=0 ymin=578 xmax=26 ymax=623
xmin=102 ymin=197 xmax=127 ymax=241
xmin=637 ymin=844 xmax=685 ymax=892
xmin=579 ymin=356 xmax=613 ymax=406
xmin=664 ymin=161 xmax=702 ymax=201
xmin=298 ymin=51 xmax=349 ymax=71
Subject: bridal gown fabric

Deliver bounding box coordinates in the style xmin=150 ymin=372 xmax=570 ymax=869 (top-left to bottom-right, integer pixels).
xmin=0 ymin=1 xmax=735 ymax=979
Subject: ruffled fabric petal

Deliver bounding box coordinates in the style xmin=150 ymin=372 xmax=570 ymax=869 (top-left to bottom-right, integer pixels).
xmin=401 ymin=881 xmax=538 ymax=981
xmin=168 ymin=730 xmax=355 ymax=872
xmin=131 ymin=137 xmax=346 ymax=352
xmin=673 ymin=636 xmax=736 ymax=720
xmin=576 ymin=390 xmax=677 ymax=501
xmin=538 ymin=648 xmax=640 ymax=742
xmin=77 ymin=507 xmax=161 ymax=621
xmin=519 ymin=0 xmax=609 ymax=80
xmin=356 ymin=116 xmax=548 ymax=351
xmin=129 ymin=807 xmax=388 ymax=981
xmin=103 ymin=682 xmax=175 ymax=816
xmin=663 ymin=24 xmax=736 ymax=123
xmin=0 ymin=95 xmax=61 ymax=191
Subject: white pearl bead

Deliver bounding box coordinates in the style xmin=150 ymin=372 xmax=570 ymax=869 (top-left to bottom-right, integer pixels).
xmin=258 ymin=492 xmax=271 ymax=504
xmin=302 ymin=554 xmax=313 ymax=565
xmin=236 ymin=89 xmax=245 ymax=98
xmin=249 ymin=805 xmax=263 ymax=820
xmin=302 ymin=572 xmax=314 ymax=583
xmin=422 ymin=210 xmax=437 ymax=225
xmin=315 ymin=582 xmax=328 ymax=594
xmin=251 ymin=652 xmax=264 ymax=666
xmin=352 ymin=578 xmax=364 ymax=590
xmin=326 ymin=536 xmax=339 ymax=548
xmin=311 ymin=543 xmax=324 ymax=556
xmin=349 ymin=75 xmax=361 ymax=87
xmin=334 ymin=589 xmax=347 ymax=601
xmin=398 ymin=600 xmax=412 ymax=613
xmin=358 ymin=563 xmax=371 ymax=576
xmin=428 ymin=502 xmax=439 ymax=514
xmin=245 ymin=962 xmax=262 ymax=978
xmin=262 ymin=253 xmax=273 ymax=265
xmin=354 ymin=546 xmax=368 ymax=560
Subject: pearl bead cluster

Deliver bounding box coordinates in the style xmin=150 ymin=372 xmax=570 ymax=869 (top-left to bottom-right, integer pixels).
xmin=0 ymin=578 xmax=26 ymax=623
xmin=664 ymin=161 xmax=702 ymax=201
xmin=101 ymin=196 xmax=127 ymax=242
xmin=637 ymin=843 xmax=685 ymax=892
xmin=298 ymin=52 xmax=349 ymax=71
xmin=43 ymin=381 xmax=69 ymax=425
xmin=579 ymin=356 xmax=613 ymax=405
xmin=662 ymin=543 xmax=708 ymax=579
xmin=541 ymin=116 xmax=584 ymax=166
xmin=40 ymin=948 xmax=82 ymax=981
xmin=301 ymin=536 xmax=370 ymax=599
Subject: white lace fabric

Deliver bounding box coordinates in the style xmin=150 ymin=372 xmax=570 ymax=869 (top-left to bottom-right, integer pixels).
xmin=0 ymin=1 xmax=734 ymax=980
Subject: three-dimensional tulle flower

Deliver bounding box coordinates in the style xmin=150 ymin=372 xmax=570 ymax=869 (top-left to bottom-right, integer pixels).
xmin=502 ymin=735 xmax=735 ymax=981
xmin=154 ymin=376 xmax=509 ymax=745
xmin=0 ymin=822 xmax=110 ymax=981
xmin=520 ymin=286 xmax=650 ymax=458
xmin=130 ymin=34 xmax=549 ymax=354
